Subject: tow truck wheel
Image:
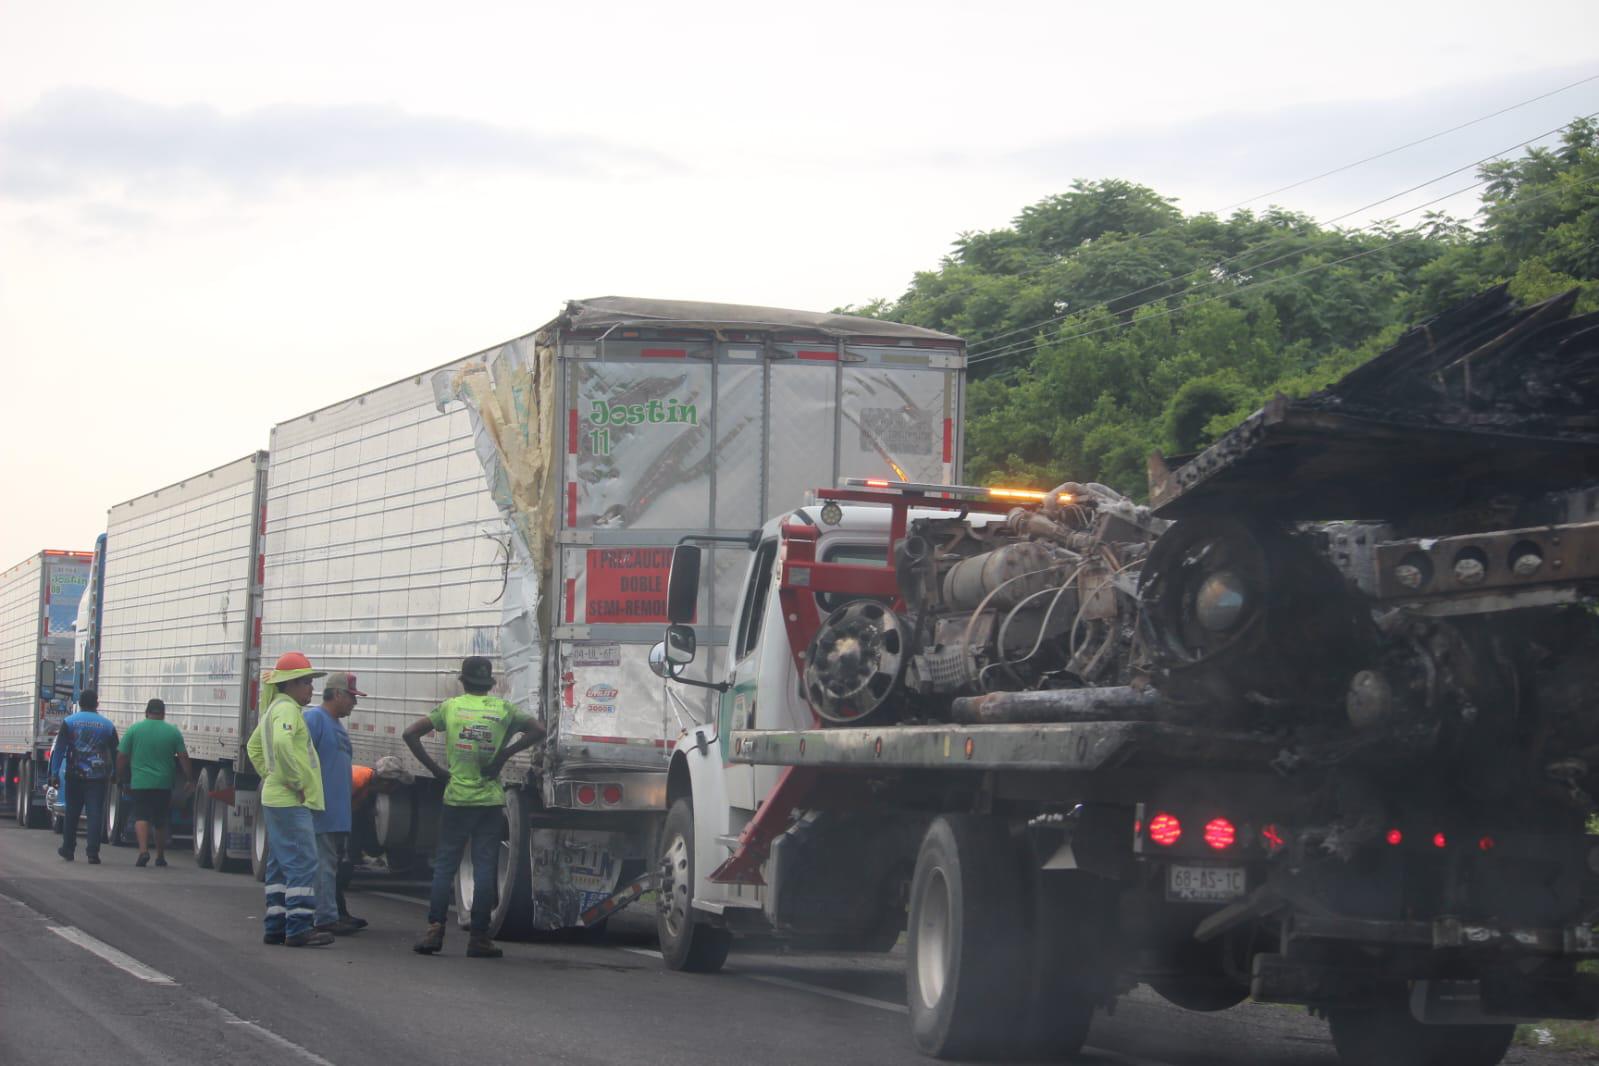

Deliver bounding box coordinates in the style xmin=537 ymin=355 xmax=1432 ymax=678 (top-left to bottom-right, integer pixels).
xmin=1328 ymin=1006 xmax=1514 ymax=1066
xmin=454 ymin=787 xmax=534 ymax=938
xmin=193 ymin=767 xmax=216 ymax=868
xmin=657 ymin=798 xmax=731 ymax=973
xmin=907 ymin=815 xmax=1035 ymax=1060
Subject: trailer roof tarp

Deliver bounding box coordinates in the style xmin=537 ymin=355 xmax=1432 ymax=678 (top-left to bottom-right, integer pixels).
xmin=546 ymin=296 xmax=961 ymax=343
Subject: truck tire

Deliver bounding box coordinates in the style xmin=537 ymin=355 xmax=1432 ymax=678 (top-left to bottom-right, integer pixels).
xmin=251 ymin=807 xmax=269 ymax=882
xmin=906 ymin=815 xmax=1034 ymax=1060
xmin=1328 ymin=1006 xmax=1514 ymax=1066
xmin=657 ymin=798 xmax=731 ymax=973
xmin=1017 ymin=868 xmax=1115 ymax=1055
xmin=106 ymin=783 xmax=129 ymax=846
xmin=19 ymin=761 xmax=47 ymax=828
xmin=193 ymin=767 xmax=216 ymax=868
xmin=212 ymin=769 xmax=247 ymax=872
xmin=454 ymin=788 xmax=535 ymax=938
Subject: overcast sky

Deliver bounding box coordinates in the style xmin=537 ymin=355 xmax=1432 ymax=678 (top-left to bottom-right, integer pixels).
xmin=2 ymin=0 xmax=1598 ymax=567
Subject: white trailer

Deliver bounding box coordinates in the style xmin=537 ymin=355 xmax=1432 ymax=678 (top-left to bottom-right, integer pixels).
xmin=90 ymin=453 xmax=270 ymax=861
xmin=0 ymin=550 xmax=92 ymax=828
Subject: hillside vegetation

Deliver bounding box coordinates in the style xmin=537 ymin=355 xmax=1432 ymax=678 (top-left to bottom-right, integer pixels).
xmin=849 ymin=119 xmax=1599 ymax=493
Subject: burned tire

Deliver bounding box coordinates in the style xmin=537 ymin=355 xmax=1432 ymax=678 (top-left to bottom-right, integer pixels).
xmin=1328 ymin=1006 xmax=1514 ymax=1066
xmin=192 ymin=767 xmax=216 ymax=868
xmin=657 ymin=798 xmax=731 ymax=973
xmin=906 ymin=815 xmax=1035 ymax=1059
xmin=453 ymin=788 xmax=535 ymax=938
xmin=106 ymin=783 xmax=130 ymax=846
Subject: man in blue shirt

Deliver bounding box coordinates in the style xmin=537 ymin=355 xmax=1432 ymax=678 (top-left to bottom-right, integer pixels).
xmin=306 ymin=672 xmax=362 ymax=935
xmin=49 ymin=690 xmax=119 ymax=864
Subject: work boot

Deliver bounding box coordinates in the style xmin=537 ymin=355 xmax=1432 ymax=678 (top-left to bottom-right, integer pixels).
xmin=340 ymin=914 xmax=369 ymax=930
xmin=57 ymin=846 xmax=74 ymax=861
xmin=87 ymin=855 xmax=101 ymax=865
xmin=263 ymin=931 xmax=286 ymax=945
xmin=466 ymin=932 xmax=503 ymax=959
xmin=317 ymin=919 xmax=364 ymax=936
xmin=413 ymin=922 xmax=446 ymax=955
xmin=284 ymin=930 xmax=335 ymax=947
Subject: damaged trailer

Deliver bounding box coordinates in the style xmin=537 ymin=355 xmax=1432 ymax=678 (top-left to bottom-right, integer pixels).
xmin=651 ymin=286 xmax=1599 ymax=1066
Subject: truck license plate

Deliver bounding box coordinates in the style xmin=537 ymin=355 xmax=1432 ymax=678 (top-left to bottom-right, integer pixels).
xmin=1166 ymin=864 xmax=1246 ymax=903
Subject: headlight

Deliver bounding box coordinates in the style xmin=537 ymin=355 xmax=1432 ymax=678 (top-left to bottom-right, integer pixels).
xmin=1195 ymin=570 xmax=1248 ymax=632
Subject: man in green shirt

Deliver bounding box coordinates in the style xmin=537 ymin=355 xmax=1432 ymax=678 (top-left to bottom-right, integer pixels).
xmin=405 ymin=656 xmax=544 ymax=958
xmin=116 ymin=699 xmax=194 ymax=868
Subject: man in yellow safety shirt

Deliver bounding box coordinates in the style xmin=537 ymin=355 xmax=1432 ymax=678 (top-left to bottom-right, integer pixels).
xmin=246 ymin=651 xmax=331 ymax=948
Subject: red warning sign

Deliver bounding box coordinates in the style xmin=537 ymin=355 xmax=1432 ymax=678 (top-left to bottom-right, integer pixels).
xmin=585 ymin=548 xmax=678 ymax=623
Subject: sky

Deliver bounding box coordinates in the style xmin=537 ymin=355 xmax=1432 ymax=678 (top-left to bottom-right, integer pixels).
xmin=2 ymin=0 xmax=1598 ymax=567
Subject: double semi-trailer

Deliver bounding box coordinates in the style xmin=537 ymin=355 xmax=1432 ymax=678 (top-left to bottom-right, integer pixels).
xmin=650 ymin=290 xmax=1599 ymax=1066
xmin=0 ymin=550 xmax=92 ymax=828
xmin=71 ymin=296 xmax=966 ymax=936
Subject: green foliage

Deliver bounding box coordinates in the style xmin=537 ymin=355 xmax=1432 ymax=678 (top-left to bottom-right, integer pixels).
xmin=858 ymin=120 xmax=1599 ymax=495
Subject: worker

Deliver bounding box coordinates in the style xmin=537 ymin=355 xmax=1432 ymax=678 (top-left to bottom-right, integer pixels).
xmin=405 ymin=656 xmax=544 ymax=958
xmin=246 ymin=651 xmax=331 ymax=948
xmin=49 ymin=689 xmax=119 ymax=864
xmin=305 ymin=672 xmax=363 ymax=936
xmin=115 ymin=698 xmax=194 ymax=868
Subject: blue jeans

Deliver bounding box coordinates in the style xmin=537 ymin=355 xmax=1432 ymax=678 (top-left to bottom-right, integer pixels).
xmin=426 ymin=805 xmax=500 ymax=933
xmin=62 ymin=776 xmax=108 ymax=858
xmin=262 ymin=805 xmax=319 ymax=939
xmin=314 ymin=832 xmax=345 ymax=927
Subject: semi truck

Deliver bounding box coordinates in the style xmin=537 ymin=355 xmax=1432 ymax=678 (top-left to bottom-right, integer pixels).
xmin=72 ymin=296 xmax=967 ymax=936
xmin=649 ymin=287 xmax=1599 ymax=1066
xmin=0 ymin=550 xmax=93 ymax=829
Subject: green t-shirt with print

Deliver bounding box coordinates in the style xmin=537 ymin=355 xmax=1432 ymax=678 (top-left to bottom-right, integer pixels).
xmin=428 ymin=694 xmax=533 ymax=807
xmin=118 ymin=719 xmax=187 ymax=790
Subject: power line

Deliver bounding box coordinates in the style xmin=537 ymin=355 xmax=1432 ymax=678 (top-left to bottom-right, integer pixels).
xmin=964 ymin=112 xmax=1595 ymax=363
xmin=963 ymin=171 xmax=1599 ymax=372
xmin=886 ymin=74 xmax=1599 ymax=340
xmin=1215 ymin=71 xmax=1599 ymax=213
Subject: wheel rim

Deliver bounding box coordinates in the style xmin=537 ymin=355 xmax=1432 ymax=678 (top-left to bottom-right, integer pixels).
xmin=105 ymin=783 xmax=118 ymax=839
xmin=915 ymin=867 xmax=953 ymax=1009
xmin=210 ymin=782 xmax=228 ymax=859
xmin=453 ymin=812 xmax=513 ymax=920
xmin=193 ymin=773 xmax=211 ymax=858
xmin=253 ymin=811 xmax=267 ymax=866
xmin=659 ymin=830 xmax=690 ymax=941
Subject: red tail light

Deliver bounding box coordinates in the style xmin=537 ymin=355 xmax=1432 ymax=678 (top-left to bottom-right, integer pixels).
xmin=1386 ymin=828 xmax=1403 ymax=846
xmin=1203 ymin=818 xmax=1236 ymax=850
xmin=1260 ymin=824 xmax=1285 ymax=851
xmin=574 ymin=784 xmax=597 ymax=806
xmin=1148 ymin=812 xmax=1182 ymax=847
xmin=1478 ymin=836 xmax=1495 ymax=852
xmin=601 ymin=784 xmax=623 ymax=806
xmin=1432 ymin=832 xmax=1448 ymax=849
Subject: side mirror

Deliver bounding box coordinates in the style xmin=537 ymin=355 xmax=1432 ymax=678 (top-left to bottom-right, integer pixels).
xmin=664 ymin=623 xmax=697 ymax=666
xmin=648 ymin=641 xmax=682 ymax=680
xmin=39 ymin=660 xmax=56 ymax=696
xmin=666 ymin=545 xmax=701 ymax=624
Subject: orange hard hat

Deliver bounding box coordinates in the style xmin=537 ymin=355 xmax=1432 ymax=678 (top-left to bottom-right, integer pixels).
xmin=264 ymin=650 xmax=327 ymax=685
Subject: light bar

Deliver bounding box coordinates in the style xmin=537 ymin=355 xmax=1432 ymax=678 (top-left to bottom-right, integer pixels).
xmin=840 ymin=478 xmax=1074 ymax=505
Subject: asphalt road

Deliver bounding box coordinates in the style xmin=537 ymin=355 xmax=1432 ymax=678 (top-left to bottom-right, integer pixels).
xmin=0 ymin=819 xmax=1577 ymax=1066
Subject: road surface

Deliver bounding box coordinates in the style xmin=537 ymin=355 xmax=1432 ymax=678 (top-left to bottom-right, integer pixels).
xmin=0 ymin=819 xmax=1575 ymax=1065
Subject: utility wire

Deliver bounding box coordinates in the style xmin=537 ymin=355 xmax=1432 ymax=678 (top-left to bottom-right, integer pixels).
xmin=1216 ymin=71 xmax=1599 ymax=213
xmin=965 ymin=171 xmax=1599 ymax=371
xmin=965 ymin=112 xmax=1596 ymax=362
xmin=880 ymin=74 xmax=1599 ymax=337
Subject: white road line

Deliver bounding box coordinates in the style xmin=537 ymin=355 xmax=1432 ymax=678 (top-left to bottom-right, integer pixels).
xmin=48 ymin=925 xmax=176 ymax=985
xmin=746 ymin=973 xmax=909 ymax=1014
xmin=203 ymin=999 xmax=338 ymax=1066
xmin=366 ymin=890 xmax=428 ymax=906
xmin=9 ymin=896 xmax=336 ymax=1066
